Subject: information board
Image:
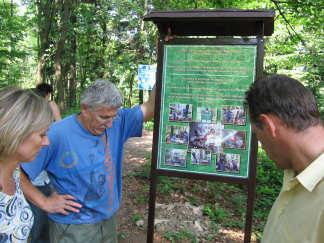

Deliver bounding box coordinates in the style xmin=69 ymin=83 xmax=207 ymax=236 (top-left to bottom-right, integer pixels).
xmin=138 ymin=64 xmax=156 ymax=90
xmin=157 ymin=44 xmax=257 ymax=178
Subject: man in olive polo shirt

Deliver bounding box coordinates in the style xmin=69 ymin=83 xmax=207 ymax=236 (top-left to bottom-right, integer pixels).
xmin=245 ymin=74 xmax=324 ymax=243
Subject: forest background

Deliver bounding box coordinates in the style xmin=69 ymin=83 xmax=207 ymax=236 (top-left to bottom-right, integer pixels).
xmin=1 ymin=0 xmax=323 ymax=242
xmin=1 ymin=0 xmax=323 ymax=114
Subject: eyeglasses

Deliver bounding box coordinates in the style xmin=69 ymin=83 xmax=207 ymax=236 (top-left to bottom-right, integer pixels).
xmin=94 ymin=112 xmax=119 ymax=123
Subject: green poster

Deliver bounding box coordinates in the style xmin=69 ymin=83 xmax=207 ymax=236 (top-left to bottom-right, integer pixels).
xmin=157 ymin=44 xmax=257 ymax=178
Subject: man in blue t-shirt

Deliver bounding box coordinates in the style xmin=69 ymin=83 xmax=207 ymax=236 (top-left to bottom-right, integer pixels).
xmin=20 ymin=79 xmax=155 ymax=243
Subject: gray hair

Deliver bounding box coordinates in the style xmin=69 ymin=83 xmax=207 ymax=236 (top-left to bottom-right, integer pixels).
xmin=80 ymin=79 xmax=123 ymax=109
xmin=0 ymin=87 xmax=53 ymax=159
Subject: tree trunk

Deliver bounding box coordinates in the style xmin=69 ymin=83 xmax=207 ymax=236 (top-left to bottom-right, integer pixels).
xmin=55 ymin=0 xmax=72 ymax=110
xmin=128 ymin=73 xmax=135 ymax=107
xmin=96 ymin=1 xmax=109 ymax=78
xmin=68 ymin=5 xmax=77 ymax=108
xmin=35 ymin=0 xmax=55 ymax=84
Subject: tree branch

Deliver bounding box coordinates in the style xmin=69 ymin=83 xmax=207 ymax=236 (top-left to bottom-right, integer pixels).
xmin=270 ymin=0 xmax=306 ymax=46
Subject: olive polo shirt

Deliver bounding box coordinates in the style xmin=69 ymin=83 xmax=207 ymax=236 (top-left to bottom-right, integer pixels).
xmin=262 ymin=152 xmax=324 ymax=243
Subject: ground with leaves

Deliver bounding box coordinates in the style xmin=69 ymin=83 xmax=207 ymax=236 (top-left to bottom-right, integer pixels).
xmin=116 ymin=131 xmax=265 ymax=242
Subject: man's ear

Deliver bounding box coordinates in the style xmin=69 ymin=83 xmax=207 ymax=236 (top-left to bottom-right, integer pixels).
xmin=80 ymin=104 xmax=89 ymax=114
xmin=259 ymin=114 xmax=278 ymax=138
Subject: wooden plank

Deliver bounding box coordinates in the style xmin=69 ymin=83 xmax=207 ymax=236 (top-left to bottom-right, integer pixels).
xmin=144 ymin=9 xmax=275 ymax=36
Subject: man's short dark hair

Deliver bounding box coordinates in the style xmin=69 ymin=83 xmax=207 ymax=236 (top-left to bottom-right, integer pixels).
xmin=36 ymin=83 xmax=53 ymax=97
xmin=245 ymin=74 xmax=321 ymax=131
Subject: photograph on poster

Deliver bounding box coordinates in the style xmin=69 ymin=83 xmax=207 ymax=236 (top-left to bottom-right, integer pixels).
xmin=191 ymin=149 xmax=212 ymax=166
xmin=216 ymin=153 xmax=240 ymax=173
xmin=169 ymin=103 xmax=193 ymax=122
xmin=221 ymin=106 xmax=246 ymax=125
xmin=165 ymin=148 xmax=187 ymax=167
xmin=196 ymin=107 xmax=217 ymax=123
xmin=222 ymin=130 xmax=246 ymax=149
xmin=189 ymin=122 xmax=223 ymax=153
xmin=166 ymin=125 xmax=189 ymax=145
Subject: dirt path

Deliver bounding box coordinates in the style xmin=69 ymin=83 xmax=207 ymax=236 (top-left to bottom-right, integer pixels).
xmin=117 ymin=130 xmax=153 ymax=243
xmin=122 ymin=130 xmax=153 ymax=174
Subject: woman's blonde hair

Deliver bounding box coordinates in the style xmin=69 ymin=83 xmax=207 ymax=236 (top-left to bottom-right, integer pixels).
xmin=0 ymin=87 xmax=53 ymax=159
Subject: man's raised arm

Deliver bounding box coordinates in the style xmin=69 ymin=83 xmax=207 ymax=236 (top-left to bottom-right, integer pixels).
xmin=140 ymin=85 xmax=156 ymax=122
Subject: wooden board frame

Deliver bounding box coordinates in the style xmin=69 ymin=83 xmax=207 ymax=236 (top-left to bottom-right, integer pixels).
xmin=144 ymin=10 xmax=270 ymax=243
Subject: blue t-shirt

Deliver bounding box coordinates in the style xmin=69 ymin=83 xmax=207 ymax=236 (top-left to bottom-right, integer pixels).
xmin=21 ymin=105 xmax=143 ymax=224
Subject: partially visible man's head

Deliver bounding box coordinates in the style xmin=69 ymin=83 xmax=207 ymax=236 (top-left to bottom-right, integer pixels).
xmin=79 ymin=79 xmax=123 ymax=135
xmin=245 ymin=74 xmax=321 ymax=132
xmin=36 ymin=83 xmax=53 ymax=98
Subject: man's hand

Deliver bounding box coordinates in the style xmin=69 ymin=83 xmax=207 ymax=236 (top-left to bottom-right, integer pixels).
xmin=164 ymin=27 xmax=175 ymax=42
xmin=43 ymin=191 xmax=82 ymax=215
xmin=20 ymin=170 xmax=82 ymax=215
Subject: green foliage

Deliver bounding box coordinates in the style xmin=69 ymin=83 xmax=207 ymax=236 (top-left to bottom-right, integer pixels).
xmin=187 ymin=194 xmax=199 ymax=206
xmin=254 ymin=148 xmax=283 ymax=233
xmin=230 ymin=193 xmax=246 ymax=215
xmin=144 ymin=120 xmax=154 ymax=131
xmin=256 ymin=150 xmax=283 ymax=192
xmin=0 ymin=1 xmax=31 ymax=87
xmin=129 ymin=158 xmax=151 ymax=179
xmin=203 ymin=203 xmax=229 ymax=222
xmin=157 ymin=176 xmax=177 ymax=194
xmin=163 ymin=230 xmax=197 ymax=243
xmin=1 ymin=0 xmax=322 ymax=116
xmin=134 ymin=192 xmax=148 ymax=205
xmin=117 ymin=231 xmax=127 ymax=240
xmin=61 ymin=106 xmax=80 ymax=118
xmin=205 ymin=222 xmax=220 ymax=241
xmin=262 ymin=0 xmax=324 ymax=117
xmin=131 ymin=212 xmax=143 ymax=223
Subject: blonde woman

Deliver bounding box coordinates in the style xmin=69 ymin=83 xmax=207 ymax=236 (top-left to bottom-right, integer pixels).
xmin=0 ymin=87 xmax=53 ymax=242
